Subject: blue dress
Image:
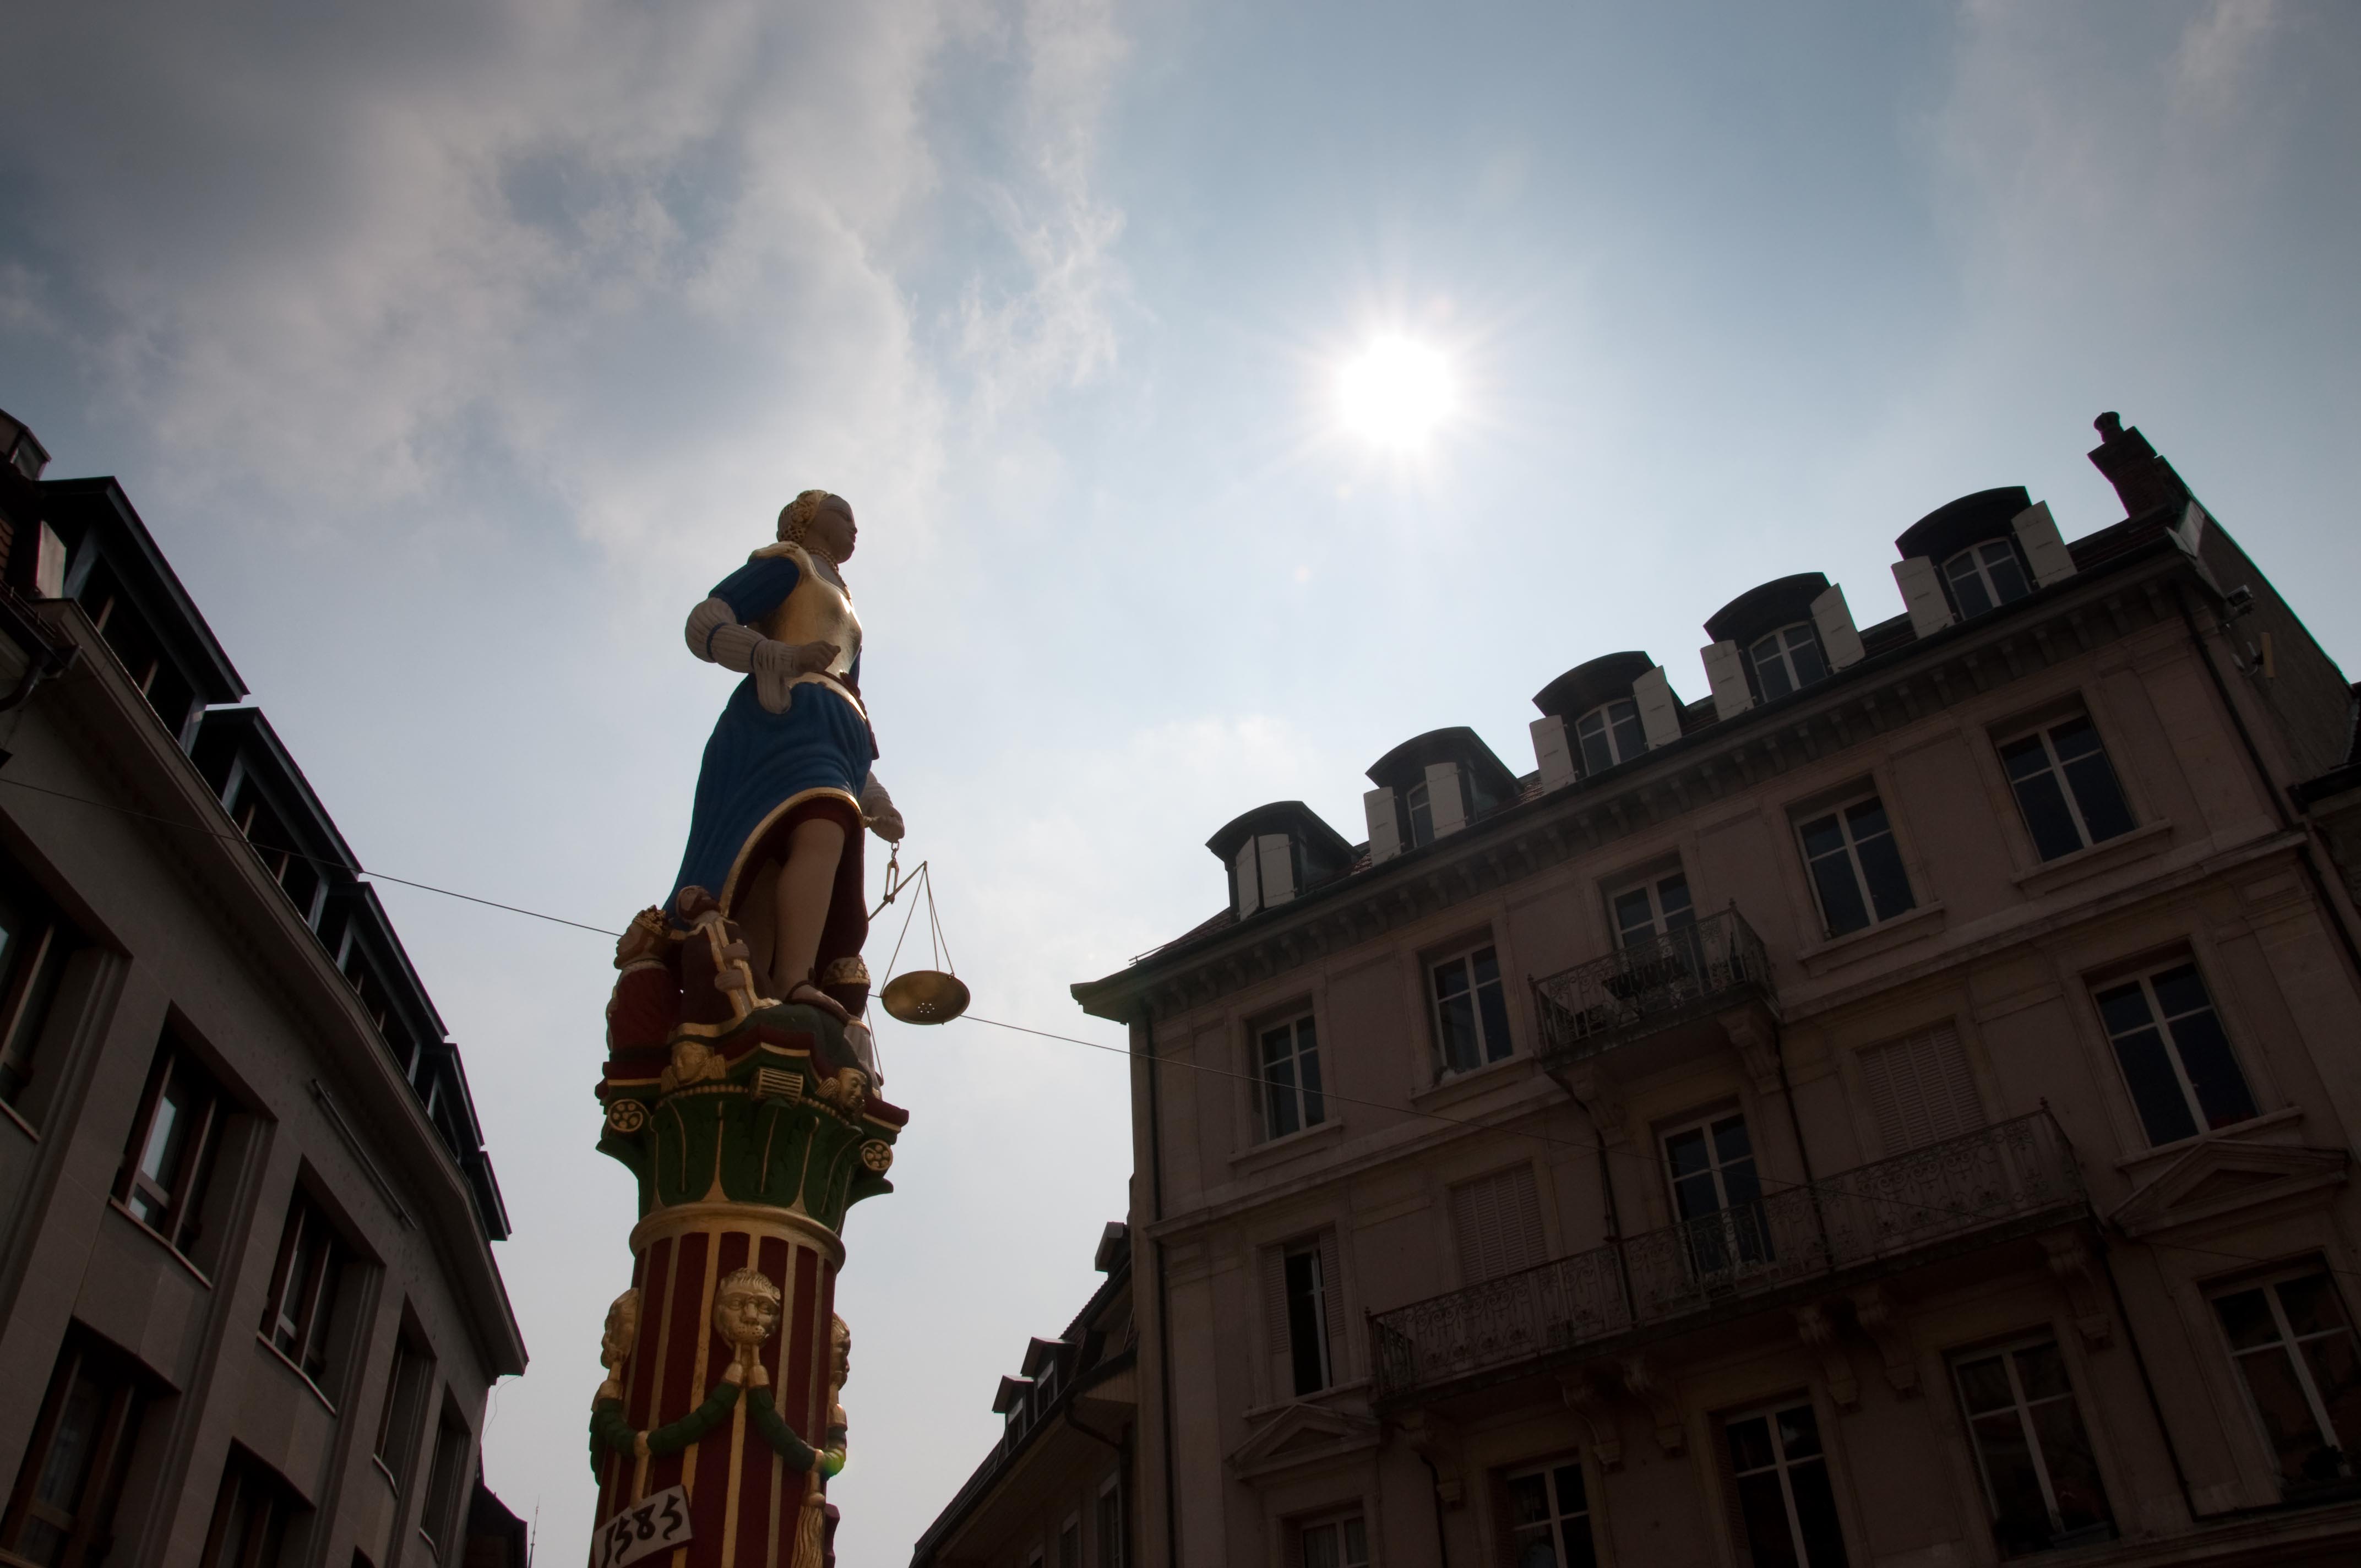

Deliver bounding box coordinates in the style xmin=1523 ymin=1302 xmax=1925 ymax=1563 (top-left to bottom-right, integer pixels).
xmin=669 ymin=555 xmax=873 ymax=918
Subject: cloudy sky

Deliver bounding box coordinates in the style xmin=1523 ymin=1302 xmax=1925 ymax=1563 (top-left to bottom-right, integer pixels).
xmin=4 ymin=2 xmax=2357 ymax=1564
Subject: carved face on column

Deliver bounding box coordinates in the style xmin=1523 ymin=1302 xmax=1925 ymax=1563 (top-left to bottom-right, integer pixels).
xmin=713 ymin=1268 xmax=783 ymax=1353
xmin=829 ymin=1314 xmax=852 ymax=1389
xmin=601 ymin=1289 xmax=641 ymax=1370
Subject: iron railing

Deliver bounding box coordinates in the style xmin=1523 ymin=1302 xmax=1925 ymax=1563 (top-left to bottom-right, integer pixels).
xmin=1533 ymin=907 xmax=1774 ymax=1069
xmin=1371 ymin=1112 xmax=2084 ymax=1402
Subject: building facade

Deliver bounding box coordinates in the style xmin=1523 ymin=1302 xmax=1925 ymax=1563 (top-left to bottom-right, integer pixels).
xmin=1070 ymin=413 xmax=2361 ymax=1567
xmin=912 ymin=1223 xmax=1138 ymax=1568
xmin=0 ymin=411 xmax=526 ymax=1568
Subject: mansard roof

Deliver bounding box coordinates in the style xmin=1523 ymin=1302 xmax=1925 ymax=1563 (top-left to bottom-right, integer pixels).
xmin=1367 ymin=725 xmax=1520 ymax=802
xmin=1894 ymin=484 xmax=2032 ymax=564
xmin=1704 ymin=573 xmax=1829 ymax=648
xmin=1206 ymin=801 xmax=1354 ymax=869
xmin=1532 ymin=651 xmax=1654 ymax=721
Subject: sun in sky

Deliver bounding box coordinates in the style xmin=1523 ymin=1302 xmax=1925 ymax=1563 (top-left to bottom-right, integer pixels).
xmin=1335 ymin=333 xmax=1459 ymax=449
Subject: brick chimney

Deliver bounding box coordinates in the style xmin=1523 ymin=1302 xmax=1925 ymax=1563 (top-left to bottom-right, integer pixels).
xmin=2087 ymin=412 xmax=2190 ymax=519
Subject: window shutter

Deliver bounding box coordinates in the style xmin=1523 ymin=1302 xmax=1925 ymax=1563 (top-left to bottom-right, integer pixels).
xmin=1233 ymin=840 xmax=1260 ymax=919
xmin=1451 ymin=1166 xmax=1547 ymax=1284
xmin=1632 ymin=666 xmax=1683 ymax=749
xmin=2011 ymin=502 xmax=2076 ymax=588
xmin=1809 ymin=584 xmax=1866 ymax=669
xmin=1709 ymin=1414 xmax=1756 ymax=1568
xmin=1858 ymin=1024 xmax=1983 ymax=1155
xmin=1315 ymin=1229 xmax=1347 ymax=1380
xmin=2173 ymin=499 xmax=2209 ymax=558
xmin=1701 ymin=641 xmax=1754 ymax=720
xmin=33 ymin=521 xmax=68 ymax=600
xmin=1424 ymin=763 xmax=1468 ymax=838
xmin=1257 ymin=835 xmax=1296 ymax=906
xmin=1531 ymin=715 xmax=1577 ymax=792
xmin=1892 ymin=557 xmax=1955 ymax=639
xmin=1364 ymin=787 xmax=1402 ymax=864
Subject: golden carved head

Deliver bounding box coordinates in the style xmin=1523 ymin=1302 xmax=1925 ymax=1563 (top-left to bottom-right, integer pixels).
xmin=713 ymin=1267 xmax=783 ymax=1351
xmin=599 ymin=1288 xmax=640 ymax=1394
xmin=829 ymin=1313 xmax=852 ymax=1387
xmin=777 ymin=489 xmax=836 ymax=546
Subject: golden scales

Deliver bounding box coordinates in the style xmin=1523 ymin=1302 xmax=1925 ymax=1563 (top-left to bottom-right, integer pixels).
xmin=869 ymin=844 xmax=969 ymax=1025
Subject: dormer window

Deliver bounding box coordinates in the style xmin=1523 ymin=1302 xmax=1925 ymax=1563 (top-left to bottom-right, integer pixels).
xmin=1405 ymin=778 xmax=1434 ymax=847
xmin=1574 ymin=700 xmax=1645 ymax=776
xmin=1943 ymin=540 xmax=2031 ymax=618
xmin=1748 ymin=624 xmax=1827 ymax=701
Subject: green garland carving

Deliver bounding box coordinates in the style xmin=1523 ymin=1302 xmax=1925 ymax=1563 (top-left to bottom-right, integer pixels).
xmin=588 ymin=1380 xmax=825 ymax=1476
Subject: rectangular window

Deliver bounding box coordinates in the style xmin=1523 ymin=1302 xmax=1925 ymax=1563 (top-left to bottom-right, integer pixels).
xmin=1999 ymin=716 xmax=2135 ymax=861
xmin=1575 ymin=700 xmax=1646 ymax=776
xmin=417 ymin=1414 xmax=470 ymax=1559
xmin=1258 ymin=1015 xmax=1324 ymax=1140
xmin=2093 ymin=962 xmax=2255 ymax=1146
xmin=1506 ymin=1460 xmax=1597 ymax=1568
xmin=1431 ymin=941 xmax=1512 ymax=1075
xmin=372 ymin=1333 xmax=432 ymax=1488
xmin=1951 ymin=1340 xmax=2114 ymax=1554
xmin=0 ymin=1335 xmax=148 ymax=1568
xmin=1057 ymin=1515 xmax=1080 ymax=1568
xmin=1095 ymin=1477 xmax=1123 ymax=1568
xmin=1664 ymin=1113 xmax=1769 ymax=1278
xmin=1945 ymin=540 xmax=2031 ymax=619
xmin=0 ymin=855 xmax=80 ymax=1111
xmin=1284 ymin=1246 xmax=1332 ymax=1396
xmin=1726 ymin=1402 xmax=1849 ymax=1568
xmin=2210 ymin=1268 xmax=2361 ymax=1491
xmin=1611 ymin=871 xmax=1694 ymax=949
xmin=116 ymin=1036 xmax=230 ymax=1262
xmin=1797 ymin=794 xmax=1914 ymax=938
xmin=1450 ymin=1165 xmax=1548 ymax=1286
xmin=1750 ymin=624 xmax=1829 ymax=701
xmin=199 ymin=1451 xmax=302 ymax=1568
xmin=263 ymin=1191 xmax=350 ymax=1388
xmin=1857 ymin=1024 xmax=1983 ymax=1155
xmin=1297 ymin=1515 xmax=1367 ymax=1568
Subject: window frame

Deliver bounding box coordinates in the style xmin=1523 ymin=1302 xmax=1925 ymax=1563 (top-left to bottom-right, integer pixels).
xmin=1661 ymin=1110 xmax=1771 ymax=1277
xmin=1281 ymin=1241 xmax=1335 ymax=1397
xmin=1255 ymin=1011 xmax=1325 ymax=1142
xmin=1722 ymin=1398 xmax=1850 ymax=1568
xmin=1294 ymin=1512 xmax=1368 ymax=1568
xmin=199 ymin=1450 xmax=301 ymax=1568
xmin=1573 ymin=698 xmax=1646 ymax=777
xmin=1095 ymin=1474 xmax=1124 ymax=1568
xmin=371 ymin=1331 xmax=433 ymax=1492
xmin=1749 ymin=621 xmax=1829 ymax=703
xmin=263 ymin=1186 xmax=352 ymax=1394
xmin=1947 ymin=1336 xmax=2117 ymax=1554
xmin=1428 ymin=938 xmax=1513 ymax=1077
xmin=1056 ymin=1512 xmax=1082 ymax=1568
xmin=115 ymin=1035 xmax=231 ymax=1264
xmin=0 ymin=1333 xmax=148 ymax=1568
xmin=415 ymin=1411 xmax=471 ymax=1561
xmin=1504 ymin=1455 xmax=1598 ymax=1568
xmin=0 ymin=853 xmax=82 ymax=1114
xmin=1943 ymin=538 xmax=2032 ymax=619
xmin=2207 ymin=1265 xmax=2361 ymax=1493
xmin=1995 ymin=712 xmax=2136 ymax=863
xmin=2090 ymin=959 xmax=2257 ymax=1148
xmin=1794 ymin=790 xmax=1916 ymax=939
xmin=1608 ymin=868 xmax=1695 ymax=949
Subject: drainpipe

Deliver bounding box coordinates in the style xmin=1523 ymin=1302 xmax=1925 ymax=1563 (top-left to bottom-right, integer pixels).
xmin=1140 ymin=1001 xmax=1180 ymax=1568
xmin=2172 ymin=584 xmax=2361 ymax=989
xmin=1413 ymin=1447 xmax=1453 ymax=1568
xmin=1768 ymin=1019 xmax=1831 ymax=1271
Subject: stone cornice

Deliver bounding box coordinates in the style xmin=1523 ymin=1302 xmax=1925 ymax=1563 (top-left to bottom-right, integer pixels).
xmin=1074 ymin=537 xmax=2205 ymax=1025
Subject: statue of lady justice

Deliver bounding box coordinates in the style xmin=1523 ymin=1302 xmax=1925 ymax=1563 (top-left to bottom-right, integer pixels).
xmin=672 ymin=488 xmax=905 ymax=1039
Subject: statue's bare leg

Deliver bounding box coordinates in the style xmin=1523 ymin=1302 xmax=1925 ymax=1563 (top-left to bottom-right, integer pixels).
xmin=773 ymin=817 xmax=850 ymax=1020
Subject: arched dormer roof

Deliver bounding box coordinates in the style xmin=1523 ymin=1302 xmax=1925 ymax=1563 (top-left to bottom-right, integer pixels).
xmin=1364 ymin=727 xmax=1519 ymax=807
xmin=1532 ymin=652 xmax=1654 ymax=724
xmin=1894 ymin=486 xmax=2031 ymax=564
xmin=1205 ymin=801 xmax=1354 ymax=879
xmin=1704 ymin=573 xmax=1829 ymax=649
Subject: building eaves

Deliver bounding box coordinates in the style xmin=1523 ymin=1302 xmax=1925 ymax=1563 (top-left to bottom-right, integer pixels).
xmin=38 ymin=476 xmax=246 ymax=704
xmin=911 ymin=1346 xmax=1140 ymax=1567
xmin=1074 ymin=529 xmax=2198 ymax=1021
xmin=28 ymin=600 xmax=524 ymax=1374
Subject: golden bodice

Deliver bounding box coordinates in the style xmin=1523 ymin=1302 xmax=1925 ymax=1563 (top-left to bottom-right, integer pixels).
xmin=748 ymin=542 xmax=866 ymax=720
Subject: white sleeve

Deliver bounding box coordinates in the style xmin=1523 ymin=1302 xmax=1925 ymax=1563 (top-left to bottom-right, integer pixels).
xmin=686 ymin=597 xmax=739 ymax=663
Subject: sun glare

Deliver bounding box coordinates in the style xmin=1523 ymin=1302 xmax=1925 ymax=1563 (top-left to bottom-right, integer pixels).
xmin=1336 ymin=335 xmax=1457 ymax=448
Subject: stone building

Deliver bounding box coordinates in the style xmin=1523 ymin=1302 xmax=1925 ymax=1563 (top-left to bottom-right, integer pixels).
xmin=1063 ymin=413 xmax=2361 ymax=1567
xmin=912 ymin=1223 xmax=1138 ymax=1568
xmin=0 ymin=410 xmax=525 ymax=1568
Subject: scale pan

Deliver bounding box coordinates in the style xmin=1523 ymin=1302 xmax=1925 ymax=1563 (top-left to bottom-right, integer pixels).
xmin=881 ymin=970 xmax=970 ymax=1025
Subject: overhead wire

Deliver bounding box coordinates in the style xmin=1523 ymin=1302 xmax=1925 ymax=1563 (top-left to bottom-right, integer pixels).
xmin=6 ymin=769 xmax=2351 ymax=1286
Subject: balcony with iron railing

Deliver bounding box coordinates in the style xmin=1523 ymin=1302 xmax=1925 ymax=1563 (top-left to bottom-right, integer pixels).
xmin=1370 ymin=1112 xmax=2088 ymax=1405
xmin=1533 ymin=906 xmax=1776 ymax=1075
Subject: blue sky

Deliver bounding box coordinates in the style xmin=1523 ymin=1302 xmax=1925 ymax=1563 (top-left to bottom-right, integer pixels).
xmin=4 ymin=3 xmax=2356 ymax=1564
